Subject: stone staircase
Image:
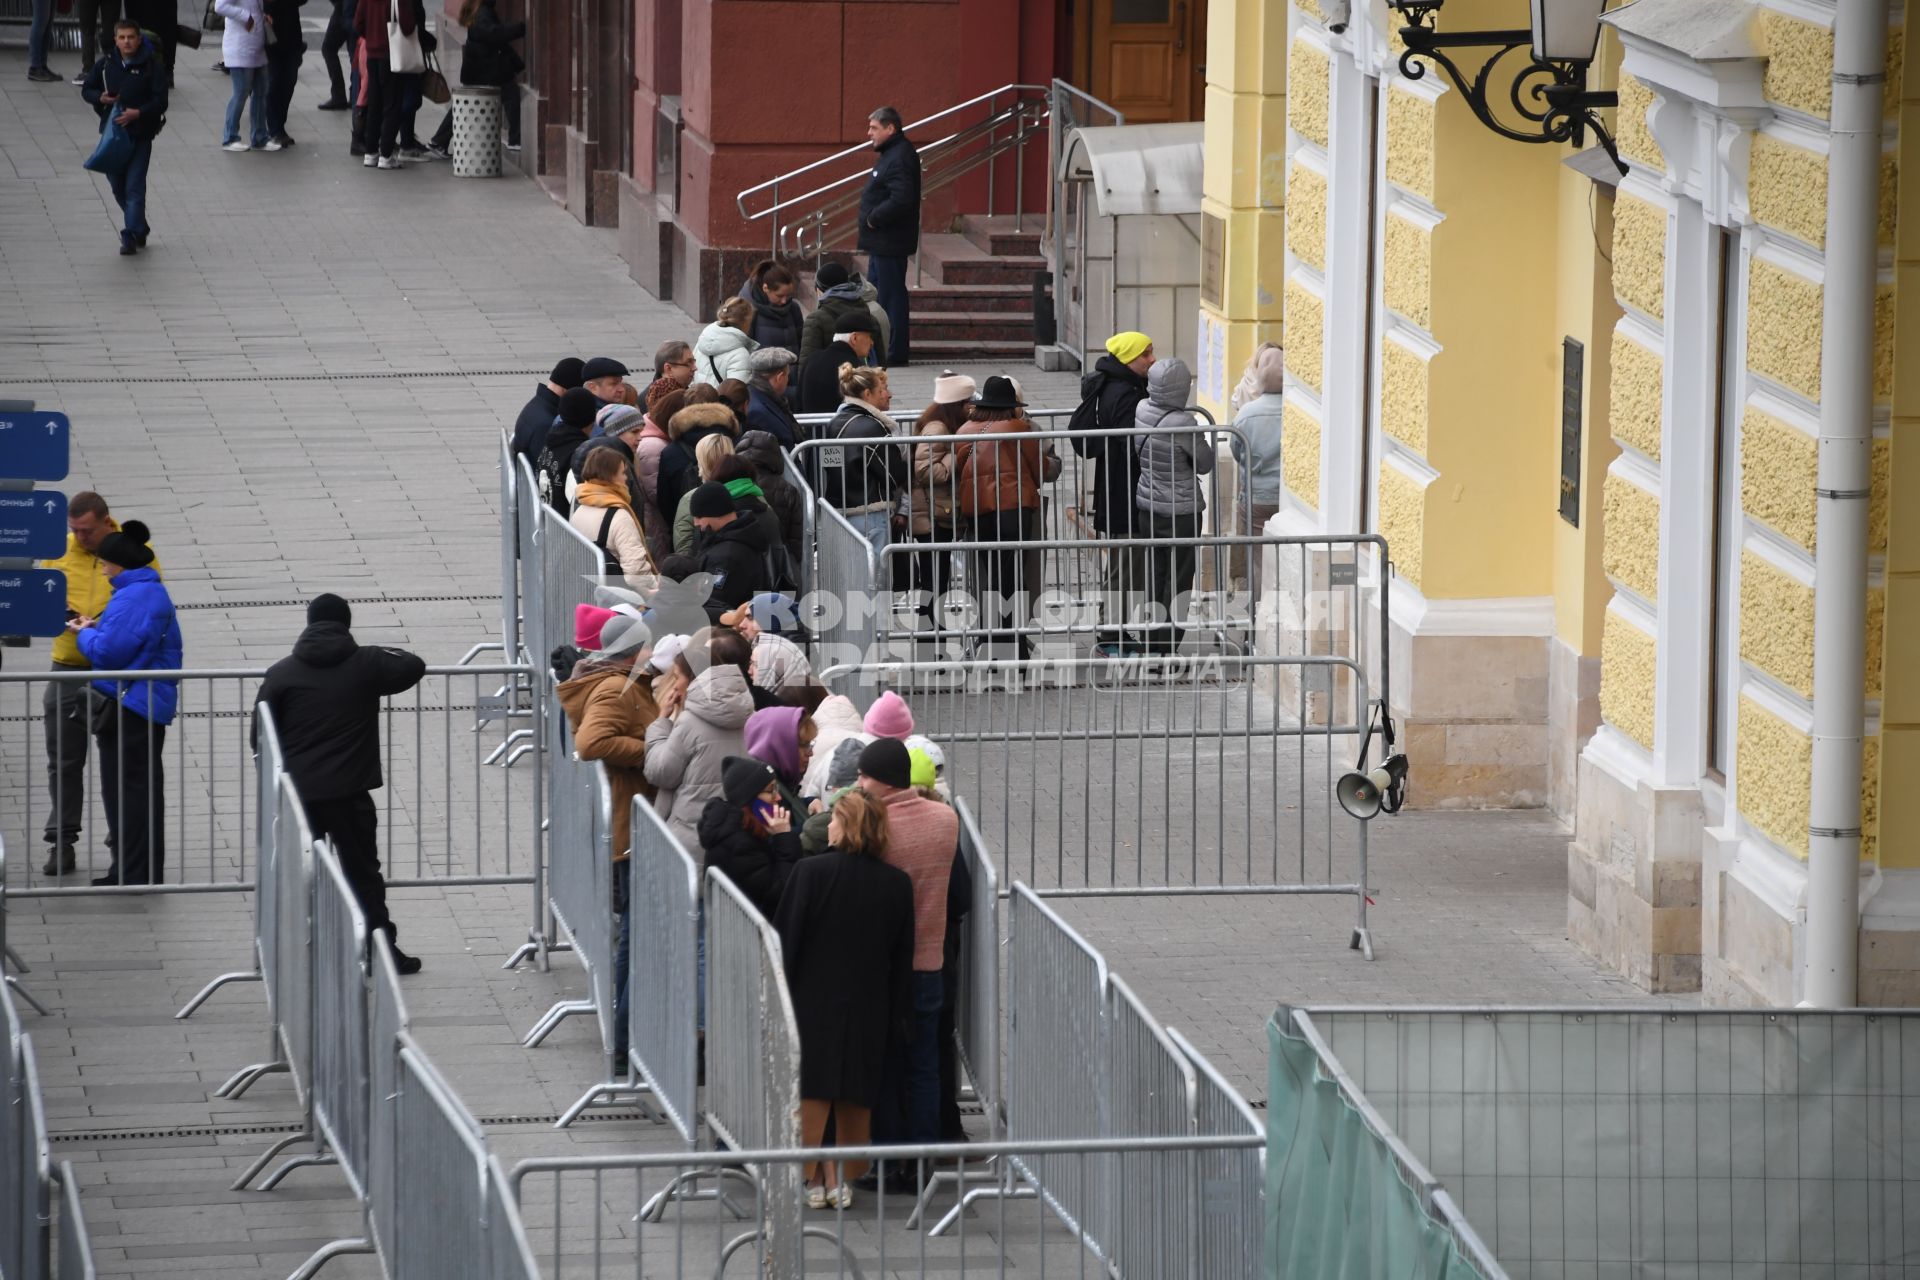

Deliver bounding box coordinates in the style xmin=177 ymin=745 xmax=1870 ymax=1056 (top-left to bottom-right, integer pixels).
xmin=911 ymin=216 xmax=1047 ymax=363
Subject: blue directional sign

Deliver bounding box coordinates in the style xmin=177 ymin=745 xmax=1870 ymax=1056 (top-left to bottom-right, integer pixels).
xmin=0 ymin=411 xmax=71 ymax=481
xmin=0 ymin=491 xmax=67 ymax=558
xmin=0 ymin=570 xmax=68 ymax=637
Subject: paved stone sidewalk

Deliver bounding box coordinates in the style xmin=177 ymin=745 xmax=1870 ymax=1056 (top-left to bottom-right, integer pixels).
xmin=1 ymin=33 xmax=1660 ymax=1279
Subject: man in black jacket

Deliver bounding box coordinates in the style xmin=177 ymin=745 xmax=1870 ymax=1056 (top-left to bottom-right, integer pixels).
xmin=1074 ymin=331 xmax=1154 ymax=651
xmin=512 ymin=357 xmax=585 ymax=469
xmin=690 ymin=484 xmax=774 ymax=619
xmin=81 ymin=24 xmax=168 ymax=255
xmin=857 ymin=106 xmax=920 ymax=367
xmin=796 ymin=309 xmax=878 ymax=415
xmin=254 ymin=595 xmax=427 ymax=971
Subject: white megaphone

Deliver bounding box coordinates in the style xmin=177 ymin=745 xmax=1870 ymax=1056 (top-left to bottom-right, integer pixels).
xmin=1336 ymin=754 xmax=1408 ymax=820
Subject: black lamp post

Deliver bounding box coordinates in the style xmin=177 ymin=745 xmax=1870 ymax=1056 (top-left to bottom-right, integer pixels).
xmin=1386 ymin=0 xmax=1625 ymax=171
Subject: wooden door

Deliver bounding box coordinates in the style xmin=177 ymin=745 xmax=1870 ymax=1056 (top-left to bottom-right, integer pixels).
xmin=1088 ymin=0 xmax=1208 ymax=124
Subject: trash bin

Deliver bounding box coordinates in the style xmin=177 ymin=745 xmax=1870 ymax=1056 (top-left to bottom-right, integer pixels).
xmin=450 ymin=86 xmax=503 ymax=178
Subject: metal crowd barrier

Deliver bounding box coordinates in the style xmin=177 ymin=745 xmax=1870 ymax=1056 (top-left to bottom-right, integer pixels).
xmin=1170 ymin=1026 xmax=1265 ymax=1279
xmin=1 ymin=837 xmax=49 ymax=1016
xmin=1280 ymin=1005 xmax=1920 ymax=1279
xmin=556 ymin=796 xmax=701 ymax=1136
xmin=499 ymin=431 xmax=523 ymax=663
xmin=1 ymin=666 xmax=540 ymax=899
xmin=3 ymin=977 xmax=98 ymax=1280
xmin=506 ymin=1135 xmax=1264 ymax=1280
xmin=520 ymin=715 xmax=617 ymax=1077
xmin=364 ymin=937 xmax=410 ymax=1274
xmin=821 ymin=654 xmax=1377 ymax=952
xmin=1107 ymin=975 xmax=1199 ymax=1277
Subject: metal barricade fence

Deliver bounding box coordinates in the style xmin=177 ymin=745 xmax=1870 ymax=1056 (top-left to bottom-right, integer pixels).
xmin=536 ymin=501 xmax=609 ymax=686
xmin=394 ymin=1038 xmax=491 ymax=1280
xmin=811 ymin=499 xmax=881 ymax=676
xmin=1292 ymin=1005 xmax=1920 ymax=1279
xmin=821 ymin=654 xmax=1377 ymax=953
xmin=306 ymin=840 xmax=371 ymax=1200
xmin=2 ymin=837 xmax=49 ymax=1016
xmin=703 ymin=869 xmax=802 ymax=1155
xmin=1168 ymin=1026 xmax=1264 ymax=1280
xmin=1106 ymin=976 xmax=1198 ymax=1280
xmin=499 ymin=431 xmax=522 ymax=662
xmin=515 ymin=456 xmax=546 ymax=670
xmin=556 ymin=796 xmax=702 ymax=1135
xmin=485 ymin=1154 xmax=541 ymax=1280
xmin=1 ymin=666 xmax=540 ymax=899
xmin=522 ymin=721 xmax=616 ymax=1073
xmin=53 ymin=1162 xmax=96 ymax=1280
xmin=952 ymin=798 xmax=1000 ymax=1132
xmin=365 ymin=936 xmax=410 ymax=1275
xmin=3 ymin=979 xmax=51 ymax=1280
xmin=506 ymin=1135 xmax=1266 ymax=1280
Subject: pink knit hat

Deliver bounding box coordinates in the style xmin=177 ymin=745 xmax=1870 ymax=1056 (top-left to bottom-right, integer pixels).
xmin=574 ymin=604 xmax=618 ymax=650
xmin=863 ymin=690 xmax=915 ymax=740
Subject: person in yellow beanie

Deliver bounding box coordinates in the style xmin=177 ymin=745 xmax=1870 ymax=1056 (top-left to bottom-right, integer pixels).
xmin=1072 ymin=331 xmax=1155 ymax=647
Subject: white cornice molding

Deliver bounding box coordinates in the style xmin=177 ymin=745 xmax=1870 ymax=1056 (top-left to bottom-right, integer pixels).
xmin=1387 ymin=576 xmax=1555 ymax=638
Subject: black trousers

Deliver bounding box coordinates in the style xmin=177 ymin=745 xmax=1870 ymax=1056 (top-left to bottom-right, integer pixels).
xmin=938 ymin=951 xmax=964 ymax=1139
xmin=304 ymin=792 xmax=396 ymax=942
xmin=93 ymin=698 xmax=165 ymax=885
xmin=264 ymin=43 xmax=303 ymax=138
xmin=358 ymin=57 xmax=402 ymax=158
xmin=966 ymin=508 xmax=1033 ymax=657
xmin=909 ymin=523 xmax=953 ymax=623
xmin=320 ymin=5 xmax=350 ymax=99
xmin=43 ymin=669 xmax=90 ymax=848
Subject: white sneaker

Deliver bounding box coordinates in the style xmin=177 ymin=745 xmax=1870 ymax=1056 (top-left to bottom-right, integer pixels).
xmin=261 ymin=139 xmax=283 ymax=152
xmin=363 ymin=152 xmax=378 ymax=167
xmin=377 ymin=155 xmax=401 ymax=170
xmin=222 ymin=141 xmax=251 ymax=152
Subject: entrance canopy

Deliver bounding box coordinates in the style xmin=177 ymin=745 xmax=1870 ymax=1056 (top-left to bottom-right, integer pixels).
xmin=1058 ymin=122 xmax=1205 ymax=217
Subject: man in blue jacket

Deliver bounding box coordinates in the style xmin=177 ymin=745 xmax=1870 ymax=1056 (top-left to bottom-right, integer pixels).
xmin=81 ymin=23 xmax=169 ymax=256
xmin=70 ymin=521 xmax=181 ymax=886
xmin=857 ymin=106 xmax=921 ymax=368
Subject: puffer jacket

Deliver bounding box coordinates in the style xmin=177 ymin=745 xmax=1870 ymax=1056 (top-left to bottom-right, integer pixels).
xmin=42 ymin=528 xmax=163 ymax=668
xmin=1132 ymin=359 xmax=1213 ymax=517
xmin=734 ymin=430 xmax=806 ymax=569
xmin=642 ymin=664 xmax=755 ymax=852
xmin=1231 ymin=392 xmax=1285 ymax=506
xmin=696 ymin=796 xmax=802 ymax=920
xmin=798 ymin=695 xmax=868 ymax=798
xmin=812 ymin=402 xmax=908 ymax=512
xmin=557 ymin=658 xmax=659 ymax=861
xmin=799 ymin=283 xmax=890 ymax=366
xmin=954 ymin=417 xmax=1043 ymax=516
xmin=909 ymin=424 xmax=955 ymax=533
xmin=76 ymin=567 xmax=183 ymax=725
xmin=630 ymin=416 xmax=673 ymax=560
xmin=693 ymin=322 xmax=759 ymax=387
xmin=214 ymin=0 xmax=268 ymax=67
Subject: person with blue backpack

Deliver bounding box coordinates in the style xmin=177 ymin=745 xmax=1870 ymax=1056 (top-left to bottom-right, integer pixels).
xmin=68 ymin=520 xmax=182 ymax=885
xmin=81 ymin=22 xmax=169 ymax=255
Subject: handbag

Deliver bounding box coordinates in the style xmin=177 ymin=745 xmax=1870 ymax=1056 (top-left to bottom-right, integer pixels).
xmin=389 ymin=8 xmax=426 ymax=73
xmin=83 ymin=119 xmax=136 ymax=176
xmin=421 ymin=50 xmax=450 ymax=104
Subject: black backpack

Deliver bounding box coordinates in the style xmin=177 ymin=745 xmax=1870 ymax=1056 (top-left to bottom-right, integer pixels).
xmin=591 ymin=507 xmax=622 ymax=578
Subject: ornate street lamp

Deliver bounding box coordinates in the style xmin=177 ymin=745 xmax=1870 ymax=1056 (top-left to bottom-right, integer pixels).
xmin=1386 ymin=0 xmax=1624 ymax=171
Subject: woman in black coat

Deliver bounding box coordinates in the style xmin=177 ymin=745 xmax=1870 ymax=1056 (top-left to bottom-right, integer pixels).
xmin=738 ymin=260 xmax=806 ymax=353
xmin=428 ymin=0 xmax=525 ymax=153
xmin=773 ymin=788 xmax=914 ymax=1209
xmin=697 ymin=756 xmax=802 ymax=920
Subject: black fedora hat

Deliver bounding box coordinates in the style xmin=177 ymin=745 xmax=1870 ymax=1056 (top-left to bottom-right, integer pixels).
xmin=972 ymin=375 xmax=1021 ymax=411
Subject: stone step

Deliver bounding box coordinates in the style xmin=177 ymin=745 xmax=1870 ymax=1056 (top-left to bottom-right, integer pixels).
xmin=958 ymin=214 xmax=1047 ymax=259
xmin=911 ymin=312 xmax=1038 ymax=343
xmin=918 ymin=232 xmax=1050 ymax=289
xmin=910 ymin=338 xmax=1036 ymax=363
xmin=910 ymin=283 xmax=1034 ymax=315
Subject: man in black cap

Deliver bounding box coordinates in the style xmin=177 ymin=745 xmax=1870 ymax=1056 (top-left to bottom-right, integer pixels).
xmin=254 ymin=595 xmax=428 ymax=972
xmin=513 ymin=357 xmax=584 ymax=469
xmin=690 ymin=482 xmax=774 ymax=620
xmin=796 ymin=309 xmax=879 ymax=415
xmin=581 ymin=356 xmax=631 ymax=406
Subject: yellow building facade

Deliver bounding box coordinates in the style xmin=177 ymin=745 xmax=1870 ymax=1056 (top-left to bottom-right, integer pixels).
xmin=1201 ymin=0 xmax=1918 ymax=1002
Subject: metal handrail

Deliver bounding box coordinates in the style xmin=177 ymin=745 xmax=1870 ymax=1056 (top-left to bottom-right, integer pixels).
xmin=782 ymin=100 xmax=1052 ymax=261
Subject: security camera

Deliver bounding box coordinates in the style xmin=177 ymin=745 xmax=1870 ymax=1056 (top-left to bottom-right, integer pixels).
xmin=1324 ymin=0 xmax=1352 ymax=32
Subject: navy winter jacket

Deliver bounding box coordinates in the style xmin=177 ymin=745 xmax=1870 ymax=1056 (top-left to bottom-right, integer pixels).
xmin=857 ymin=131 xmax=922 ymax=258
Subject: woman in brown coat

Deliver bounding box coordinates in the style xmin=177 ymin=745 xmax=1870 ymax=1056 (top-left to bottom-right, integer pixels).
xmin=907 ymin=376 xmax=969 ymax=628
xmin=953 ymin=375 xmax=1048 ymax=657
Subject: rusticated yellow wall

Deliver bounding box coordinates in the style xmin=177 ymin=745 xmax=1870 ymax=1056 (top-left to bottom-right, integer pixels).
xmin=1737 ymin=694 xmax=1813 ymax=859
xmin=1377 ymin=462 xmax=1425 ymax=590
xmin=1290 ymin=38 xmax=1330 ymax=148
xmin=1384 ymin=86 xmax=1435 ymax=201
xmin=1286 ymin=162 xmax=1327 ymax=273
xmin=1552 ymin=163 xmax=1618 ymax=656
xmin=1748 ymin=258 xmax=1824 ymax=400
xmin=1739 ymin=551 xmax=1815 ymax=697
xmin=1882 ymin=8 xmax=1918 ymax=873
xmin=1608 ymin=330 xmax=1662 ymax=461
xmin=1741 ymin=406 xmax=1818 ymax=549
xmin=1282 ymin=401 xmax=1320 ymax=509
xmin=1758 ymin=8 xmax=1834 ymax=121
xmin=1383 ymin=214 xmax=1432 ymax=329
xmin=1870 ymin=434 xmax=1892 ymax=550
xmin=1381 ymin=340 xmax=1429 ymax=455
xmin=1867 ymin=584 xmax=1886 ymax=701
xmin=1616 ymin=74 xmax=1663 ymax=172
xmin=1284 ymin=280 xmax=1323 ymax=393
xmin=1600 ymin=609 xmax=1656 ymax=752
xmin=1601 ymin=474 xmax=1660 ymax=602
xmin=1875 ymin=283 xmax=1896 ymax=399
xmin=1749 ymin=133 xmax=1829 ymax=248
xmin=1611 ymin=192 xmax=1667 ymax=320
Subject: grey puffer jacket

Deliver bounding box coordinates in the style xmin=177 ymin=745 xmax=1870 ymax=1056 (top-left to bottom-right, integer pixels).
xmin=1133 ymin=359 xmax=1214 ymax=517
xmin=642 ymin=664 xmax=755 ymax=852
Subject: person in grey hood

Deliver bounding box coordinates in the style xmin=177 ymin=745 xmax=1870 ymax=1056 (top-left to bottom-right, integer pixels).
xmin=799 ymin=261 xmax=891 ymax=367
xmin=1128 ymin=358 xmax=1213 ymax=654
xmin=643 ymin=631 xmax=757 ymax=852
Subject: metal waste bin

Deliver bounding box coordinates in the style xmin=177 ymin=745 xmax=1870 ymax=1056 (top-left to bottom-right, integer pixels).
xmin=450 ymin=85 xmax=502 ymax=178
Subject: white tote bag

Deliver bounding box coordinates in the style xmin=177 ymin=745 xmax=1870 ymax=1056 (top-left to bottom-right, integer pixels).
xmin=388 ymin=6 xmax=425 ymax=73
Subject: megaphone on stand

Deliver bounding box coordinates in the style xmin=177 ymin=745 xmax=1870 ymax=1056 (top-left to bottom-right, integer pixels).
xmin=1336 ymin=753 xmax=1408 ymax=820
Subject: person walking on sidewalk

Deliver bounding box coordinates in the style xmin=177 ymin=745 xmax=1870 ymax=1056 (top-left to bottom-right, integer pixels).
xmin=857 ymin=106 xmax=920 ymax=367
xmin=215 ymin=0 xmax=274 ymax=151
xmin=69 ymin=522 xmax=180 ymax=887
xmin=81 ymin=23 xmax=169 ymax=254
xmin=37 ymin=494 xmax=161 ymax=876
xmin=262 ymin=0 xmax=307 ymax=148
xmin=254 ymin=594 xmax=428 ymax=971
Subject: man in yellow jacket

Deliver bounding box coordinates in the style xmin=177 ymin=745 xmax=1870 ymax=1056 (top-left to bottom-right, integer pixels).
xmin=37 ymin=492 xmax=161 ymax=876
